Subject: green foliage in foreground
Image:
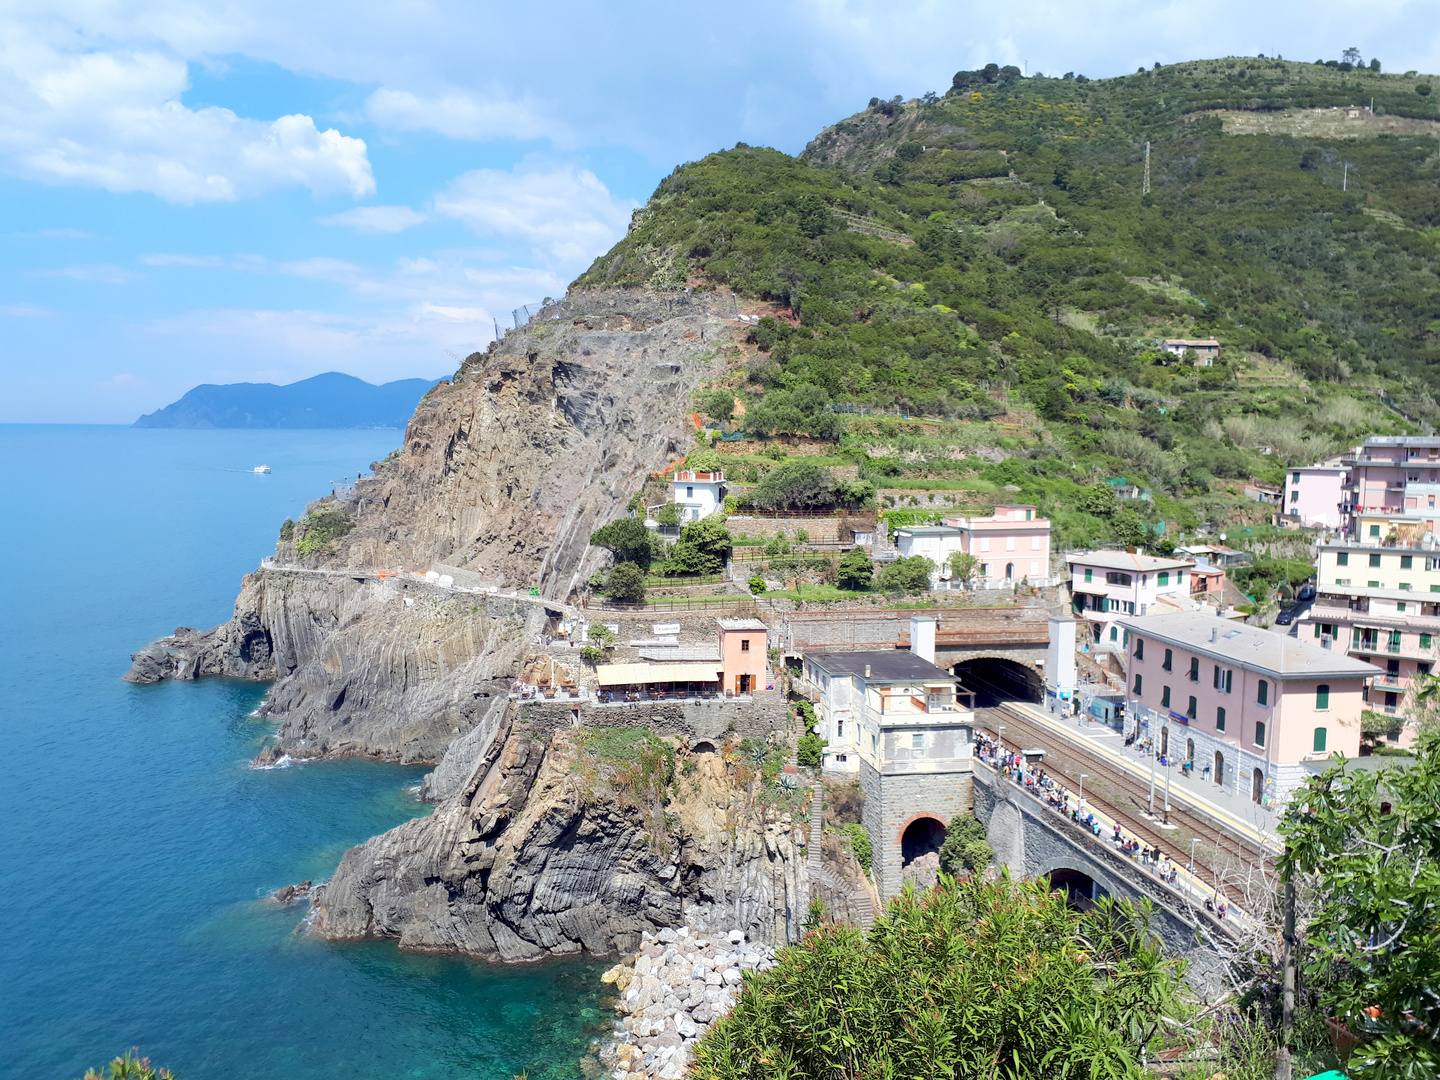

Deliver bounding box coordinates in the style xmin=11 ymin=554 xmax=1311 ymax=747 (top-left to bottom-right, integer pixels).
xmin=81 ymin=1050 xmax=173 ymax=1080
xmin=691 ymin=875 xmax=1183 ymax=1080
xmin=1280 ymin=729 xmax=1440 ymax=1078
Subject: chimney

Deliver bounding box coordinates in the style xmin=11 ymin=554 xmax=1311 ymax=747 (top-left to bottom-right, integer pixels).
xmin=1211 ymin=627 xmax=1218 ymax=643
xmin=864 ymin=663 xmax=871 ymax=679
xmin=909 ymin=615 xmax=937 ymax=666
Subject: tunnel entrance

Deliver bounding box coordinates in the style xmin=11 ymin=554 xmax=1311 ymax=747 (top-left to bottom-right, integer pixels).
xmin=1046 ymin=868 xmax=1097 ymax=911
xmin=952 ymin=657 xmax=1044 ymax=706
xmin=900 ymin=816 xmax=947 ymax=892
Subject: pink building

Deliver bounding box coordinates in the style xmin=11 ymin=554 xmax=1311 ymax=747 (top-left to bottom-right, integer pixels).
xmin=717 ymin=618 xmax=769 ymax=696
xmin=1120 ymin=612 xmax=1379 ymax=805
xmin=1283 ymin=465 xmax=1348 ymax=530
xmin=1066 ymin=550 xmax=1194 ymax=645
xmin=940 ymin=504 xmax=1052 ymax=587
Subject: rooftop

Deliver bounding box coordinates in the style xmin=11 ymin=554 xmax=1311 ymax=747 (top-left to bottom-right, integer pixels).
xmin=1162 ymin=337 xmax=1221 ymax=347
xmin=1118 ymin=611 xmax=1382 ymax=679
xmin=894 ymin=525 xmax=962 ymax=537
xmin=1361 ymin=436 xmax=1440 ymax=448
xmin=804 ymin=649 xmax=960 ymax=684
xmin=674 ymin=470 xmax=724 ymax=483
xmin=716 ymin=618 xmax=769 ymax=632
xmin=1067 ymin=550 xmax=1194 ymax=572
xmin=636 ymin=646 xmax=723 ymax=662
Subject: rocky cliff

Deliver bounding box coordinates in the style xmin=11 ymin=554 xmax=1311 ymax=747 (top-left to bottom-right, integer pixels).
xmin=309 ymin=707 xmax=809 ymax=959
xmin=126 ymin=290 xmax=745 ymax=763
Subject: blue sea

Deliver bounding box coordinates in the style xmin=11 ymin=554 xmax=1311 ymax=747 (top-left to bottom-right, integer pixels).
xmin=0 ymin=426 xmax=607 ymax=1080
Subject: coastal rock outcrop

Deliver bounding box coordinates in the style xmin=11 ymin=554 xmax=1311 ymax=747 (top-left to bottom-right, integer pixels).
xmin=309 ymin=708 xmax=809 ymax=960
xmin=126 ymin=290 xmax=744 ymax=763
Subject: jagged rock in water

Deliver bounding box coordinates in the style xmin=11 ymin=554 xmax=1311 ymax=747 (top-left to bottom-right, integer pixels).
xmin=309 ymin=711 xmax=809 ymax=960
xmin=124 ymin=290 xmax=741 ymax=763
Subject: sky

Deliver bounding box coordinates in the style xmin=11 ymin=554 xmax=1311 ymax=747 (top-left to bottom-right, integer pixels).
xmin=4 ymin=1 xmax=1440 ymax=423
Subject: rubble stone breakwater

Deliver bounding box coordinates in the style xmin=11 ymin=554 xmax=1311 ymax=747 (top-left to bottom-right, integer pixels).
xmin=596 ymin=926 xmax=776 ymax=1080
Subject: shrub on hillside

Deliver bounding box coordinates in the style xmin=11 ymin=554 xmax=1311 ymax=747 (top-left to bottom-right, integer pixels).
xmin=752 ymin=460 xmax=839 ymax=511
xmin=874 ymin=555 xmax=935 ymax=594
xmin=601 ymin=562 xmax=647 ymax=602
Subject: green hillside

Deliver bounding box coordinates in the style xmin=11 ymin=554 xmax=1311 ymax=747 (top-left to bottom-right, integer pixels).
xmin=577 ymin=56 xmax=1440 ymax=585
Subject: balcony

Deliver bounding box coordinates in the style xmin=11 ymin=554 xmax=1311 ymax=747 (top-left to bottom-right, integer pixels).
xmin=1372 ymin=674 xmax=1411 ymax=691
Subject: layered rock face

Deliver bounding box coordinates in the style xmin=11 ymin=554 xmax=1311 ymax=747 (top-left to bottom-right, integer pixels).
xmin=309 ymin=710 xmax=809 ymax=960
xmin=126 ymin=290 xmax=741 ymax=763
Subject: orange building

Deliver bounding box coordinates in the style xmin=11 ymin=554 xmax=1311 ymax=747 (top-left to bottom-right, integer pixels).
xmin=717 ymin=618 xmax=769 ymax=695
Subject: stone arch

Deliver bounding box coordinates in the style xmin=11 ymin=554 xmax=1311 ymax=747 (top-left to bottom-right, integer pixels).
xmin=1044 ymin=867 xmax=1098 ymax=910
xmin=1032 ymin=859 xmax=1117 ymax=907
xmin=952 ymin=656 xmax=1044 ymax=706
xmin=691 ymin=740 xmax=717 ymax=754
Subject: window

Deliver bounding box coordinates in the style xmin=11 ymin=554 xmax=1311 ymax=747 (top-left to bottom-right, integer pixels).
xmin=1030 ymin=561 xmax=1040 ymax=574
xmin=911 ymin=732 xmax=925 ymax=750
xmin=1188 ymin=657 xmax=1200 ymax=681
xmin=1257 ymin=679 xmax=1269 ymax=706
xmin=1216 ymin=705 xmax=1226 ymax=731
xmin=1400 ymin=584 xmax=1412 ymax=593
xmin=1369 ymin=553 xmax=1382 ymax=568
xmin=1422 ymin=633 xmax=1434 ymax=650
xmin=1162 ymin=648 xmax=1173 ymax=672
xmin=1255 ymin=721 xmax=1266 ymax=748
xmin=1389 ymin=631 xmax=1402 ymax=653
xmin=1187 ymin=695 xmax=1197 ymax=720
xmin=1133 ymin=673 xmax=1143 ymax=695
xmin=740 ymin=639 xmax=750 ymax=652
xmin=1135 ymin=638 xmax=1144 ymax=661
xmin=1402 ymin=555 xmax=1414 ymax=569
xmin=1105 ymin=571 xmax=1133 ymax=586
xmin=1398 ymin=601 xmax=1407 ymax=613
xmin=1293 ymin=471 xmax=1301 ymax=483
xmin=1110 ymin=626 xmax=1118 ymax=641
xmin=1313 ymin=727 xmax=1328 ymax=753
xmin=1370 ymin=525 xmax=1381 ymax=537
xmin=836 ymin=719 xmax=844 ymax=737
xmin=1084 ymin=568 xmax=1093 ymax=583
xmin=1213 ymin=666 xmax=1232 ymax=693
xmin=1316 ymin=684 xmax=1330 ymax=711
xmin=980 ymin=537 xmax=990 ymax=552
xmin=1158 ymin=571 xmax=1170 ymax=586
xmin=1369 ymin=581 xmax=1381 ymax=589
xmin=1006 ymin=536 xmax=1016 ymax=551
xmin=686 ymin=486 xmax=694 ymax=498
xmin=1337 ymin=552 xmax=1349 ymax=566
xmin=1290 ymin=490 xmax=1299 ymax=503
xmin=1161 ymin=685 xmax=1172 ymax=709
xmin=1031 ymin=535 xmax=1041 ymax=550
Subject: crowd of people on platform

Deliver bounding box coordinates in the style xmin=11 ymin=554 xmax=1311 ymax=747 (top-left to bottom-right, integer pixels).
xmin=973 ymin=729 xmax=1230 ymax=918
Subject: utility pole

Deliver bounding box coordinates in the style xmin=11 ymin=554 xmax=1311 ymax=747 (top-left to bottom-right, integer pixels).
xmin=1078 ymin=774 xmax=1087 ymax=814
xmin=1277 ymin=857 xmax=1296 ymax=1080
xmin=1143 ymin=141 xmax=1151 ymax=196
xmin=1148 ymin=721 xmax=1158 ymax=813
xmin=1162 ymin=750 xmax=1173 ymax=825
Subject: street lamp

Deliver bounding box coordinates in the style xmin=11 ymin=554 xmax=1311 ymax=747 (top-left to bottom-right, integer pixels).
xmin=1163 ymin=745 xmax=1173 ymax=825
xmin=1078 ymin=773 xmax=1088 ymax=812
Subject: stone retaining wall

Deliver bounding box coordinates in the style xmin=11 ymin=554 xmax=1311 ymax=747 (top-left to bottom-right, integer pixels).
xmin=513 ymin=698 xmax=786 ymax=745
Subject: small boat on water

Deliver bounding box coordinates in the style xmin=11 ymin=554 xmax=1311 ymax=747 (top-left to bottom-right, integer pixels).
xmin=253 ymin=465 xmax=271 ymax=474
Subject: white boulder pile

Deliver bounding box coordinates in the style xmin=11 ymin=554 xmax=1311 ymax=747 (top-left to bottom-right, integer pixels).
xmin=596 ymin=926 xmax=776 ymax=1080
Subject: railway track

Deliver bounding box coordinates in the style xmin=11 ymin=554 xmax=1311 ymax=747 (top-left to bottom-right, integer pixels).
xmin=976 ymin=704 xmax=1275 ymax=888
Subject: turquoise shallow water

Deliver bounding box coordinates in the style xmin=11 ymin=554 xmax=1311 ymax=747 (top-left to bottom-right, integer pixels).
xmin=0 ymin=425 xmax=607 ymax=1080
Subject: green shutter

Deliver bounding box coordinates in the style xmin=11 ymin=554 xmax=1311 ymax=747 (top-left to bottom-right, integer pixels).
xmin=1256 ymin=721 xmax=1266 ymax=747
xmin=1314 ymin=727 xmax=1327 ymax=753
xmin=1316 ymin=684 xmax=1330 ymax=710
xmin=1422 ymin=634 xmax=1433 ymax=650
xmin=1216 ymin=705 xmax=1225 ymax=731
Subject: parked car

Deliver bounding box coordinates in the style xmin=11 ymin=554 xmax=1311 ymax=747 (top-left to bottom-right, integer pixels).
xmin=1297 ymin=583 xmax=1316 ymax=602
xmin=1275 ymin=608 xmax=1296 ymax=626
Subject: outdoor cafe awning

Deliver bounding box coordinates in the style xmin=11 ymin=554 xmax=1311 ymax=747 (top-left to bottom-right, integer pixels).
xmin=595 ymin=662 xmax=721 ymax=687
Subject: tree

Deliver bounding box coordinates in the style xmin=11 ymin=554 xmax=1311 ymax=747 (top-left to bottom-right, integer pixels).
xmin=839 ymin=478 xmax=876 ymax=507
xmin=838 ymin=547 xmax=874 ymax=589
xmin=602 ymin=562 xmax=647 ymax=602
xmin=1079 ymin=484 xmax=1120 ymax=518
xmin=591 ymin=518 xmax=653 ymax=564
xmin=690 ymin=876 xmax=1184 ymax=1080
xmin=1110 ymin=508 xmax=1147 ymax=548
xmin=745 ymin=384 xmax=844 ymax=440
xmin=686 ymin=447 xmax=724 ymax=473
xmin=663 ymin=515 xmax=733 ymax=575
xmin=874 ymin=555 xmax=935 ymax=594
xmin=698 ymin=391 xmax=734 ymax=423
xmin=1280 ymin=730 xmax=1440 ymax=1078
xmin=655 ymin=501 xmax=682 ymax=527
xmin=938 ymin=813 xmax=993 ymax=876
xmin=1342 ymin=46 xmax=1363 ymax=66
xmin=749 ymin=575 xmax=766 ymax=595
xmin=752 ymin=460 xmax=839 ymax=511
xmin=1407 ymin=671 xmax=1440 ymax=738
xmin=948 ymin=551 xmax=979 ymax=587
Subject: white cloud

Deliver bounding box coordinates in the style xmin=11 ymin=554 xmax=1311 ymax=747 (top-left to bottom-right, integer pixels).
xmin=37 ymin=263 xmax=140 ymax=283
xmin=140 ymin=253 xmax=225 ymax=266
xmin=433 ymin=162 xmax=635 ymax=268
xmin=0 ymin=303 xmax=53 ymax=316
xmin=318 ymin=205 xmax=429 ymax=234
xmin=364 ymin=87 xmax=557 ymax=142
xmin=0 ymin=33 xmax=374 ymax=203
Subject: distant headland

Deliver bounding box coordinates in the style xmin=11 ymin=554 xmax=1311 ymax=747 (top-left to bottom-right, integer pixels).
xmin=133 ymin=371 xmax=444 ymax=429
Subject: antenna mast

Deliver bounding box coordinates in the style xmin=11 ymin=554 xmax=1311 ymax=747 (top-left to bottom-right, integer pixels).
xmin=1143 ymin=141 xmax=1151 ymax=196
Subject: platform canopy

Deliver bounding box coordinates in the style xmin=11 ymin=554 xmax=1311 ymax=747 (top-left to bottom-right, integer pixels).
xmin=595 ymin=662 xmax=721 ymax=687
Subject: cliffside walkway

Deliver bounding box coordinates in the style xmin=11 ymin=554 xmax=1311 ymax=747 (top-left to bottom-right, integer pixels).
xmin=807 ymin=779 xmax=875 ymax=930
xmin=257 ymin=558 xmax=586 ymax=623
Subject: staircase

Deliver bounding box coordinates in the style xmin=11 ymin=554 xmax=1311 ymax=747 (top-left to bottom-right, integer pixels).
xmin=807 ymin=779 xmax=824 ymax=875
xmin=806 ymin=779 xmax=875 ymax=930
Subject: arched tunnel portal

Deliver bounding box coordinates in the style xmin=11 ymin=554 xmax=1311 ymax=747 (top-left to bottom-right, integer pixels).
xmin=953 ymin=656 xmax=1044 ymax=707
